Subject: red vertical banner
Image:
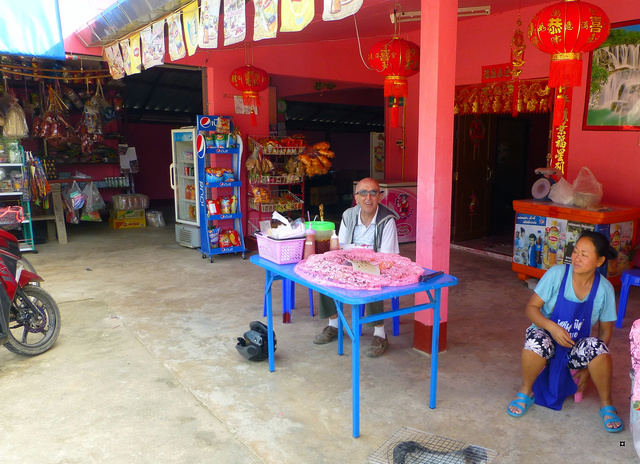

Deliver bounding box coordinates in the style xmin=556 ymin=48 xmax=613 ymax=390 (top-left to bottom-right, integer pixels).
xmin=550 ymin=87 xmax=572 ymax=176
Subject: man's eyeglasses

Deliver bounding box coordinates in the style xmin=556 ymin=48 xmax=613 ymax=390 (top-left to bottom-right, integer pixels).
xmin=356 ymin=189 xmax=382 ymax=197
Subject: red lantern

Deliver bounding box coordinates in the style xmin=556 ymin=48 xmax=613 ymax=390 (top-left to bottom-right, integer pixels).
xmin=230 ymin=65 xmax=270 ymax=125
xmin=368 ymin=37 xmax=420 ymax=127
xmin=528 ymin=0 xmax=610 ymax=89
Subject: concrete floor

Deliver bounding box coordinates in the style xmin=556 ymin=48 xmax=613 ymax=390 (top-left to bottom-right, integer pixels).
xmin=1 ymin=222 xmax=639 ymax=463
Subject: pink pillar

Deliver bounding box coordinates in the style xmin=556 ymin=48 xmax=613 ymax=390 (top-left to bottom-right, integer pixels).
xmin=413 ymin=0 xmax=457 ymax=353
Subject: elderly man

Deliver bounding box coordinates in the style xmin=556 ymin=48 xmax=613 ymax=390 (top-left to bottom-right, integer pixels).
xmin=313 ymin=177 xmax=399 ymax=357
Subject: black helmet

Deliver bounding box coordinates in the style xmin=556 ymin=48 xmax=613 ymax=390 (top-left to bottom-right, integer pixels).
xmin=236 ymin=321 xmax=276 ymax=361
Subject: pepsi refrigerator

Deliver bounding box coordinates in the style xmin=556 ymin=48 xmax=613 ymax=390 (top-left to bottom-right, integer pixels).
xmin=170 ymin=127 xmax=200 ymax=248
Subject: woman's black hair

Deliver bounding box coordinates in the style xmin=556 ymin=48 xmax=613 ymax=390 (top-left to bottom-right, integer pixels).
xmin=577 ymin=230 xmax=618 ymax=261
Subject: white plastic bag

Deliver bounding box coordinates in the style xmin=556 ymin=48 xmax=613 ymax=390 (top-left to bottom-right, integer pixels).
xmin=3 ymin=102 xmax=29 ymax=138
xmin=548 ymin=177 xmax=574 ymax=205
xmin=572 ymin=166 xmax=603 ymax=208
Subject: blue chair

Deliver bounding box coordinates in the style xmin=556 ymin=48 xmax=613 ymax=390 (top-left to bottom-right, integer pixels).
xmin=616 ymin=269 xmax=640 ymax=328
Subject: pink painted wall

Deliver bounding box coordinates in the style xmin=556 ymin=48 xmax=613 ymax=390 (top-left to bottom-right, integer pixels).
xmin=455 ymin=0 xmax=640 ymax=208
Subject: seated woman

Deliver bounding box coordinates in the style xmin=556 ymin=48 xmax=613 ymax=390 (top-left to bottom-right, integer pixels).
xmin=507 ymin=231 xmax=622 ymax=432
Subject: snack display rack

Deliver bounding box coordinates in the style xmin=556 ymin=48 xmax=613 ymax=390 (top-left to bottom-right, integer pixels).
xmin=246 ymin=136 xmax=306 ymax=235
xmin=196 ymin=116 xmax=246 ymax=262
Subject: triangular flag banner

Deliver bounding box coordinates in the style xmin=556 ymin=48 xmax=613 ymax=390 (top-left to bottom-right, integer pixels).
xmin=119 ymin=38 xmax=133 ymax=75
xmin=182 ymin=1 xmax=199 ymax=56
xmin=253 ymin=0 xmax=278 ymax=41
xmin=280 ymin=0 xmax=313 ymax=32
xmin=199 ymin=0 xmax=221 ymax=49
xmin=224 ymin=0 xmax=246 ymax=46
xmin=322 ymin=0 xmax=362 ymax=21
xmin=129 ymin=33 xmax=142 ymax=75
xmin=168 ymin=13 xmax=186 ymax=60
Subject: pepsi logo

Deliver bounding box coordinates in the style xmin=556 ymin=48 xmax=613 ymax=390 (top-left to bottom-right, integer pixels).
xmin=199 ymin=116 xmax=212 ymax=129
xmin=196 ymin=134 xmax=206 ymax=158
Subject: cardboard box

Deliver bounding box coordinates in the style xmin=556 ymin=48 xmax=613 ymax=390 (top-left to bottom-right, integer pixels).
xmin=110 ymin=209 xmax=145 ymax=219
xmin=109 ymin=217 xmax=146 ymax=229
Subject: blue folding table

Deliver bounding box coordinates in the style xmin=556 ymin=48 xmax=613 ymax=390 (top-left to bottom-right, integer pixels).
xmin=249 ymin=255 xmax=458 ymax=438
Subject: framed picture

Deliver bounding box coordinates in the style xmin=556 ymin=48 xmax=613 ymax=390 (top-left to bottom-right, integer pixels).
xmin=583 ymin=19 xmax=640 ymax=131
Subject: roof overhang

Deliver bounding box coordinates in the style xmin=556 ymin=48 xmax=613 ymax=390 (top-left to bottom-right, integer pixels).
xmin=74 ymin=0 xmax=192 ymax=48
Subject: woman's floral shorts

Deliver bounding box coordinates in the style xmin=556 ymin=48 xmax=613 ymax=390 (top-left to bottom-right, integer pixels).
xmin=524 ymin=326 xmax=610 ymax=370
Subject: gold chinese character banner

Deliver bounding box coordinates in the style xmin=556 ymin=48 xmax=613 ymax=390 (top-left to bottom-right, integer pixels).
xmin=454 ymin=79 xmax=551 ymax=116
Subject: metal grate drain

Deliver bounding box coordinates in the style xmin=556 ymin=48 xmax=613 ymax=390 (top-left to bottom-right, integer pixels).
xmin=367 ymin=426 xmax=499 ymax=464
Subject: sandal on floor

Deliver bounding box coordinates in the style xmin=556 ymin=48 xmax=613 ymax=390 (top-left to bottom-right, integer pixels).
xmin=507 ymin=393 xmax=535 ymax=418
xmin=599 ymin=406 xmax=623 ymax=433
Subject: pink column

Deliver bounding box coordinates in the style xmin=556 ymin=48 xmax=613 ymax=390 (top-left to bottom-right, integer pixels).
xmin=413 ymin=0 xmax=457 ymax=353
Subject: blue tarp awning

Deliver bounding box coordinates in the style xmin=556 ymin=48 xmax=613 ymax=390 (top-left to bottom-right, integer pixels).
xmin=0 ymin=0 xmax=65 ymax=60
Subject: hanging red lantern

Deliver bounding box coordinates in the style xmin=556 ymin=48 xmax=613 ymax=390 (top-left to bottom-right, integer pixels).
xmin=368 ymin=37 xmax=420 ymax=127
xmin=230 ymin=65 xmax=270 ymax=125
xmin=528 ymin=0 xmax=610 ymax=89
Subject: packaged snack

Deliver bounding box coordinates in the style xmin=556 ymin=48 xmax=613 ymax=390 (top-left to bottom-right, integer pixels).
xmin=208 ymin=227 xmax=220 ymax=248
xmin=228 ymin=229 xmax=240 ymax=246
xmin=223 ymin=169 xmax=234 ymax=181
xmin=215 ymin=116 xmax=231 ymax=133
xmin=227 ymin=132 xmax=236 ymax=148
xmin=219 ymin=230 xmax=232 ymax=247
xmin=207 ymin=199 xmax=220 ymax=216
xmin=219 ymin=196 xmax=231 ymax=214
xmin=214 ymin=133 xmax=227 ymax=148
xmin=229 ymin=195 xmax=238 ymax=214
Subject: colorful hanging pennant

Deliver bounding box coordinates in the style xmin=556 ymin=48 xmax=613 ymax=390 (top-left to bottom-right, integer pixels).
xmin=129 ymin=33 xmax=142 ymax=75
xmin=280 ymin=0 xmax=313 ymax=32
xmin=224 ymin=0 xmax=246 ymax=46
xmin=199 ymin=0 xmax=221 ymax=48
xmin=168 ymin=12 xmax=186 ymax=60
xmin=119 ymin=38 xmax=133 ymax=75
xmin=182 ymin=1 xmax=199 ymax=56
xmin=253 ymin=0 xmax=278 ymax=41
xmin=104 ymin=44 xmax=125 ymax=79
xmin=141 ymin=20 xmax=165 ymax=69
xmin=322 ymin=0 xmax=362 ymax=21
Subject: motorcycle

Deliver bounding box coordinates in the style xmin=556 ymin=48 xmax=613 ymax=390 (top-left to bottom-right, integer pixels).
xmin=0 ymin=230 xmax=60 ymax=355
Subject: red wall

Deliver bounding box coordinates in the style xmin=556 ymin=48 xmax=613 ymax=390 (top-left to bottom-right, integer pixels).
xmin=455 ymin=0 xmax=640 ymax=207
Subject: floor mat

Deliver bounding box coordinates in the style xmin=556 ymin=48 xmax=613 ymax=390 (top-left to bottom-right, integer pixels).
xmin=367 ymin=426 xmax=499 ymax=464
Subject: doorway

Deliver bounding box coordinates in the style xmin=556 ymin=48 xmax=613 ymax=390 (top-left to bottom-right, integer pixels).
xmin=451 ymin=112 xmax=550 ymax=253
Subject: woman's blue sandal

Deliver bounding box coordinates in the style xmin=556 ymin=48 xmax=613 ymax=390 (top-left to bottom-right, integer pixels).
xmin=507 ymin=393 xmax=535 ymax=417
xmin=599 ymin=406 xmax=623 ymax=433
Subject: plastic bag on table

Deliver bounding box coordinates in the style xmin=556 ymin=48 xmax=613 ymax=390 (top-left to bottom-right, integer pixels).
xmin=572 ymin=166 xmax=603 ymax=208
xmin=548 ymin=177 xmax=574 ymax=205
xmin=82 ymin=182 xmax=105 ymax=212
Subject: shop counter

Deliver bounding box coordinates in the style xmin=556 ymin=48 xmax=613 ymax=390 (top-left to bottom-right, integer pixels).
xmin=250 ymin=254 xmax=458 ymax=437
xmin=512 ymin=199 xmax=640 ymax=288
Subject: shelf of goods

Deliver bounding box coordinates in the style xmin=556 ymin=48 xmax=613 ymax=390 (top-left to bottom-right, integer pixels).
xmin=196 ymin=115 xmax=246 ymax=262
xmin=512 ymin=199 xmax=640 ymax=289
xmin=0 ymin=140 xmax=34 ymax=252
xmin=246 ymin=136 xmax=307 ymax=235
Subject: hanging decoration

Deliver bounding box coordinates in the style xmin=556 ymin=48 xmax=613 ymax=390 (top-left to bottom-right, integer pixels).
xmin=528 ymin=0 xmax=610 ymax=123
xmin=224 ymin=0 xmax=247 ymax=46
xmin=280 ymin=0 xmax=314 ymax=32
xmin=528 ymin=0 xmax=610 ymax=173
xmin=510 ymin=15 xmax=526 ymax=117
xmin=168 ymin=12 xmax=186 ymax=61
xmin=368 ymin=37 xmax=420 ymax=127
xmin=182 ymin=1 xmax=199 ymax=56
xmin=199 ymin=0 xmax=221 ymax=49
xmin=253 ymin=0 xmax=278 ymax=41
xmin=322 ymin=0 xmax=363 ymax=21
xmin=454 ymin=79 xmax=551 ymax=116
xmin=230 ymin=65 xmax=270 ymax=125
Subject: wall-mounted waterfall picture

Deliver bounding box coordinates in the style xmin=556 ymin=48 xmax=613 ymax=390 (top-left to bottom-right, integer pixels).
xmin=583 ymin=19 xmax=640 ymax=131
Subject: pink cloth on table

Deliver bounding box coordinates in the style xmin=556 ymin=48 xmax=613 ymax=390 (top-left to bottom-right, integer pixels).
xmin=293 ymin=248 xmax=425 ymax=291
xmin=630 ymin=319 xmax=640 ymax=404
